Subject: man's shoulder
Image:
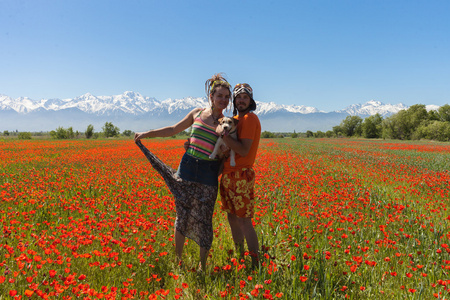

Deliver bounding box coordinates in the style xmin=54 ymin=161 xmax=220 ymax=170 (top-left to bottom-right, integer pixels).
xmin=238 ymin=112 xmax=261 ymax=135
xmin=241 ymin=112 xmax=260 ymax=123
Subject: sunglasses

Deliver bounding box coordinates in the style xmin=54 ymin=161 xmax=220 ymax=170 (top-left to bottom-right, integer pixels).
xmin=234 ymin=83 xmax=253 ymax=92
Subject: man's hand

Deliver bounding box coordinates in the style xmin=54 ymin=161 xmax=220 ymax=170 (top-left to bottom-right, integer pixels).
xmin=220 ymin=144 xmax=230 ymax=157
xmin=220 ymin=145 xmax=231 ymax=157
xmin=183 ymin=138 xmax=190 ymax=151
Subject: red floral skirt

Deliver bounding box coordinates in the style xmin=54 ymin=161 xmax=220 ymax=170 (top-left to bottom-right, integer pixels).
xmin=220 ymin=168 xmax=256 ymax=218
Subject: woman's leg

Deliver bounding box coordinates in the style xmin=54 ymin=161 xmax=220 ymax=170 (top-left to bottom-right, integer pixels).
xmin=135 ymin=140 xmax=184 ymax=197
xmin=199 ymin=247 xmax=208 ymax=271
xmin=175 ymin=229 xmax=185 ymax=264
xmin=137 ymin=141 xmax=218 ymax=270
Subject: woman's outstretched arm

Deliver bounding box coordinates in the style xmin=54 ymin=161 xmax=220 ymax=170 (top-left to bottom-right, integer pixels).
xmin=134 ymin=108 xmax=201 ymax=141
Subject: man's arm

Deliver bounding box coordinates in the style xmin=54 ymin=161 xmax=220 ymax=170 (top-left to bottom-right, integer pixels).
xmin=222 ymin=135 xmax=253 ymax=157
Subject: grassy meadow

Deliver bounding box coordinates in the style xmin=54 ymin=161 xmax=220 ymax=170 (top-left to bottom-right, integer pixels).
xmin=0 ymin=138 xmax=449 ymax=299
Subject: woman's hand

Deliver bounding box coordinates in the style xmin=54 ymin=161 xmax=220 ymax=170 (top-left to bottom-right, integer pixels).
xmin=216 ymin=126 xmax=224 ymax=136
xmin=134 ymin=132 xmax=145 ymax=142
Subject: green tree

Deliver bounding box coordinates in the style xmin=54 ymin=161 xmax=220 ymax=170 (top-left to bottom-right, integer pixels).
xmin=85 ymin=124 xmax=94 ymax=139
xmin=18 ymin=132 xmax=32 ymax=139
xmin=332 ymin=126 xmax=342 ymax=137
xmin=382 ymin=115 xmax=400 ymax=139
xmin=362 ymin=113 xmax=383 ymax=138
xmin=325 ymin=130 xmax=334 ymax=138
xmin=427 ymin=109 xmax=440 ymax=122
xmin=67 ymin=127 xmax=75 ymax=139
xmin=314 ymin=131 xmax=325 ymax=138
xmin=291 ymin=130 xmax=298 ymax=138
xmin=261 ymin=131 xmax=275 ymax=138
xmin=386 ymin=105 xmax=428 ymax=140
xmin=415 ymin=121 xmax=450 ymax=141
xmin=3 ymin=130 xmax=9 ymax=136
xmin=176 ymin=130 xmax=189 ymax=137
xmin=122 ymin=130 xmax=133 ymax=137
xmin=340 ymin=115 xmax=363 ymax=137
xmin=102 ymin=122 xmax=120 ymax=138
xmin=437 ymin=104 xmax=450 ymax=122
xmin=305 ymin=130 xmax=314 ymax=138
xmin=405 ymin=104 xmax=428 ymax=139
xmin=50 ymin=127 xmax=68 ymax=139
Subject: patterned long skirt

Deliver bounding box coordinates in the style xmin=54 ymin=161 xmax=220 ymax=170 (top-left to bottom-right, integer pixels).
xmin=135 ymin=140 xmax=217 ymax=250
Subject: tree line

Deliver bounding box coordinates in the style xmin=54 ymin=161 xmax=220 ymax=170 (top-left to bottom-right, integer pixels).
xmin=49 ymin=122 xmax=133 ymax=139
xmin=333 ymin=104 xmax=450 ymax=141
xmin=1 ymin=122 xmax=132 ymax=140
xmin=260 ymin=104 xmax=450 ymax=142
xmin=3 ymin=122 xmax=190 ymax=140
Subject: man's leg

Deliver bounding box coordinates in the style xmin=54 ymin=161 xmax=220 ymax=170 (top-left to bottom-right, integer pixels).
xmin=228 ymin=213 xmax=259 ymax=266
xmin=227 ymin=213 xmax=245 ymax=258
xmin=241 ymin=218 xmax=259 ymax=254
xmin=240 ymin=217 xmax=259 ymax=267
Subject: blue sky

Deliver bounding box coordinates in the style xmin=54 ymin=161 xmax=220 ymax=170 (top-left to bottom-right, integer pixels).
xmin=1 ymin=0 xmax=449 ymax=111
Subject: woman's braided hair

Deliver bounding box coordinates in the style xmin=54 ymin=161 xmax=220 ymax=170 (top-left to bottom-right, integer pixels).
xmin=205 ymin=73 xmax=231 ymax=101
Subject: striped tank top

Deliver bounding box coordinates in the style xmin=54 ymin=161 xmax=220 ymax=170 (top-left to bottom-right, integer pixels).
xmin=186 ymin=109 xmax=219 ymax=160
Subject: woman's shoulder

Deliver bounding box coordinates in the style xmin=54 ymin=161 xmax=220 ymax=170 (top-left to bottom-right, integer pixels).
xmin=190 ymin=107 xmax=204 ymax=114
xmin=187 ymin=107 xmax=205 ymax=119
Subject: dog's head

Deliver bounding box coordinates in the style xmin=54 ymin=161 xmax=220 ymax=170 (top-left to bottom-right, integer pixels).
xmin=218 ymin=117 xmax=238 ymax=134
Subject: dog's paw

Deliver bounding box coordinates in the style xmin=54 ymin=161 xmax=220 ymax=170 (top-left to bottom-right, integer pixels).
xmin=209 ymin=155 xmax=215 ymax=159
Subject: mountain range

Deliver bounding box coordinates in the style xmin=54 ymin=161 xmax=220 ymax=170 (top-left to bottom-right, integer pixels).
xmin=0 ymin=92 xmax=440 ymax=132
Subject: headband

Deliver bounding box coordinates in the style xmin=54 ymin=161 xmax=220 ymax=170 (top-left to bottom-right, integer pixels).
xmin=210 ymin=80 xmax=230 ymax=92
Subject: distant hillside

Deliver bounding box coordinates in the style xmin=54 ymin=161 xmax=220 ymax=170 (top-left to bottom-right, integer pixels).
xmin=0 ymin=92 xmax=438 ymax=132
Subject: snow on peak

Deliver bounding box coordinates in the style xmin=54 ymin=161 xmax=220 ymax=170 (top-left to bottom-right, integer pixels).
xmin=426 ymin=104 xmax=440 ymax=111
xmin=0 ymin=96 xmax=41 ymax=113
xmin=160 ymin=97 xmax=208 ymax=114
xmin=255 ymin=101 xmax=323 ymax=114
xmin=337 ymin=100 xmax=409 ymax=116
xmin=0 ymin=92 xmax=441 ymax=118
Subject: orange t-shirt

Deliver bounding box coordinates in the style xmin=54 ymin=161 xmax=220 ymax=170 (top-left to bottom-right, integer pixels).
xmin=223 ymin=112 xmax=261 ymax=174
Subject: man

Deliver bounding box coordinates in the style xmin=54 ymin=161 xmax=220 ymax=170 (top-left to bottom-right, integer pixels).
xmin=219 ymin=83 xmax=261 ymax=267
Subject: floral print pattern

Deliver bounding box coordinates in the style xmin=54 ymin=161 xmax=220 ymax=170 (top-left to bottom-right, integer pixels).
xmin=220 ymin=168 xmax=256 ymax=218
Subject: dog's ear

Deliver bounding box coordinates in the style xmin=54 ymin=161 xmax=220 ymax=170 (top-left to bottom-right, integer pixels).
xmin=233 ymin=118 xmax=239 ymax=125
xmin=218 ymin=117 xmax=224 ymax=123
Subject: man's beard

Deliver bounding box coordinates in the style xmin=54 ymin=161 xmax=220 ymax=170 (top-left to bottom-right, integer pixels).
xmin=236 ymin=104 xmax=250 ymax=112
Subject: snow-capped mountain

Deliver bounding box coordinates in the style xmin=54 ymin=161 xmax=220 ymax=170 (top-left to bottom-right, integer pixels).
xmin=0 ymin=92 xmax=160 ymax=115
xmin=425 ymin=104 xmax=440 ymax=112
xmin=0 ymin=92 xmax=409 ymax=116
xmin=255 ymin=101 xmax=323 ymax=115
xmin=0 ymin=92 xmax=440 ymax=132
xmin=337 ymin=100 xmax=409 ymax=116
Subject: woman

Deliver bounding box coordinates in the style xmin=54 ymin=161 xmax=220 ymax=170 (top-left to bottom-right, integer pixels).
xmin=134 ymin=74 xmax=231 ymax=270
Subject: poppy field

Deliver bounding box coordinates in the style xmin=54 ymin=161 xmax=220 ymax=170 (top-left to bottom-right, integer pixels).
xmin=1 ymin=138 xmax=449 ymax=299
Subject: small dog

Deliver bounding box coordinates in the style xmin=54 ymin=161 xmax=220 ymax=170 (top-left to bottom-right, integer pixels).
xmin=209 ymin=117 xmax=239 ymax=166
